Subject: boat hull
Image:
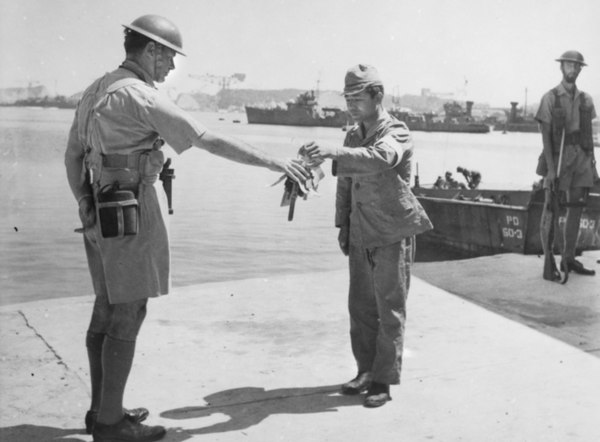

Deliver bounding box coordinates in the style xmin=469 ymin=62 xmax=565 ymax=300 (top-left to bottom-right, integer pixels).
xmin=414 ymin=187 xmax=600 ymax=256
xmin=494 ymin=122 xmax=540 ymax=133
xmin=418 ymin=122 xmax=490 ymax=133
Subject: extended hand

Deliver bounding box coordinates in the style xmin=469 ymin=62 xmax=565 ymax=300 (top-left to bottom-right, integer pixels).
xmin=276 ymin=158 xmax=310 ymax=183
xmin=302 ymin=141 xmax=338 ymax=162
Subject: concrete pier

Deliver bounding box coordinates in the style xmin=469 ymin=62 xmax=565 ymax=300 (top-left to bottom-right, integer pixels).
xmin=1 ymin=251 xmax=599 ymax=441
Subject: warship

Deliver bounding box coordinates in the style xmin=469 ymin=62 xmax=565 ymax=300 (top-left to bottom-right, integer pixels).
xmin=245 ymin=90 xmax=349 ymax=128
xmin=390 ymin=101 xmax=490 ymax=134
xmin=494 ymin=101 xmax=539 ymax=133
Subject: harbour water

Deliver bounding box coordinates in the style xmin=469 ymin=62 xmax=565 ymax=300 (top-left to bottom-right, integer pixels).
xmin=0 ymin=107 xmax=544 ymax=306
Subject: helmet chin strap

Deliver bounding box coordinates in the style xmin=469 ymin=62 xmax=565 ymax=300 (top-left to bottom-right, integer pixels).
xmin=152 ymin=43 xmax=163 ymax=82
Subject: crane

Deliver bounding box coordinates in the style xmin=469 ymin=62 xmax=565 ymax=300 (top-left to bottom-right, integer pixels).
xmin=188 ymin=73 xmax=246 ymax=91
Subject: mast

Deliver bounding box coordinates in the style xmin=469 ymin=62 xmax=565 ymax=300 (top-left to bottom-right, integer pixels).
xmin=315 ymin=71 xmax=322 ymax=101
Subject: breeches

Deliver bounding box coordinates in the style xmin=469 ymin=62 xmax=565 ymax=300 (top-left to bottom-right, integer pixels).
xmin=88 ymin=292 xmax=148 ymax=342
xmin=347 ymin=237 xmax=413 ymax=384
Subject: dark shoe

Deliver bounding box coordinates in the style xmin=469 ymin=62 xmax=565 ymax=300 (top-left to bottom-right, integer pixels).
xmin=93 ymin=417 xmax=165 ymax=442
xmin=341 ymin=371 xmax=372 ymax=395
xmin=364 ymin=382 xmax=392 ymax=408
xmin=86 ymin=408 xmax=150 ymax=434
xmin=566 ymin=259 xmax=596 ymax=276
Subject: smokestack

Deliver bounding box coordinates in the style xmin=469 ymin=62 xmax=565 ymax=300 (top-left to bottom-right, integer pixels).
xmin=465 ymin=101 xmax=473 ymax=117
xmin=510 ymin=102 xmax=518 ymax=123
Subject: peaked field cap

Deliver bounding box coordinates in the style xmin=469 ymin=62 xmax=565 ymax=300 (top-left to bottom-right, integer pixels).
xmin=343 ymin=64 xmax=383 ymax=95
xmin=555 ymin=50 xmax=586 ymax=66
xmin=123 ymin=14 xmax=185 ymax=56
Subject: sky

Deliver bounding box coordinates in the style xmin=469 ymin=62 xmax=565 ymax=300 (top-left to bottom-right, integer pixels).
xmin=1 ymin=0 xmax=598 ymax=107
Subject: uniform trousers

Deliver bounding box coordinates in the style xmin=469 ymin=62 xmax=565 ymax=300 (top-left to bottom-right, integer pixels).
xmin=347 ymin=237 xmax=413 ymax=385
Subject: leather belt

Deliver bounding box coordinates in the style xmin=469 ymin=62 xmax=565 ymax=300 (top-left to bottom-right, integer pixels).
xmin=102 ymin=151 xmax=148 ymax=168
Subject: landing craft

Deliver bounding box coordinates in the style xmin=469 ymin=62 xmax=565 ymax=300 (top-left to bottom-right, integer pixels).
xmin=413 ymin=168 xmax=600 ymax=256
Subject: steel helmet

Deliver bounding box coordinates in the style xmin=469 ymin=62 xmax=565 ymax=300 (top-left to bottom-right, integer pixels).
xmin=555 ymin=50 xmax=586 ymax=66
xmin=123 ymin=15 xmax=185 ymax=56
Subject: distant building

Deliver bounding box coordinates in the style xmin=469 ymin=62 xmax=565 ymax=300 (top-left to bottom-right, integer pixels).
xmin=175 ymin=93 xmax=202 ymax=110
xmin=0 ymin=84 xmax=48 ymax=104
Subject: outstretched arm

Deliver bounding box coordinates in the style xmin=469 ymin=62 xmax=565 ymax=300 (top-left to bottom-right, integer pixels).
xmin=302 ymin=128 xmax=412 ymax=176
xmin=194 ymin=129 xmax=309 ymax=183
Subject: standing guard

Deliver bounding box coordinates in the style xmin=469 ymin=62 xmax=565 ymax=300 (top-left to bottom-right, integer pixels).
xmin=535 ymin=50 xmax=598 ymax=281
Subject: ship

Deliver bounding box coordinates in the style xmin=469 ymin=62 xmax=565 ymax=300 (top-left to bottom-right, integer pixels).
xmin=494 ymin=101 xmax=539 ymax=133
xmin=412 ymin=169 xmax=600 ymax=257
xmin=4 ymin=95 xmax=78 ymax=109
xmin=390 ymin=101 xmax=490 ymax=134
xmin=245 ymin=90 xmax=349 ymax=128
xmin=0 ymin=83 xmax=79 ymax=109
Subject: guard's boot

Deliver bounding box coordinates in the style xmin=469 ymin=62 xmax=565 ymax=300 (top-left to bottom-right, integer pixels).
xmin=566 ymin=259 xmax=596 ymax=276
xmin=93 ymin=416 xmax=165 ymax=442
xmin=86 ymin=408 xmax=150 ymax=434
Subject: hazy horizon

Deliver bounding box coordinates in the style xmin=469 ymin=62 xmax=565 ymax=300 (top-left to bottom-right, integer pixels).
xmin=1 ymin=0 xmax=598 ymax=108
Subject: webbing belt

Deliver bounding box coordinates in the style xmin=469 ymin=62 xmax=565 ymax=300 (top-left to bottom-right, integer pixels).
xmin=102 ymin=151 xmax=148 ymax=168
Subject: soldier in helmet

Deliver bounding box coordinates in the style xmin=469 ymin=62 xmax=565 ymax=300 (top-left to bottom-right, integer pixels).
xmin=535 ymin=50 xmax=597 ymax=280
xmin=64 ymin=15 xmax=309 ymax=442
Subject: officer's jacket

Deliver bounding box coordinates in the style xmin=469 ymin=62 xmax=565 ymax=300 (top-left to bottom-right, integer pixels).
xmin=335 ymin=111 xmax=433 ymax=248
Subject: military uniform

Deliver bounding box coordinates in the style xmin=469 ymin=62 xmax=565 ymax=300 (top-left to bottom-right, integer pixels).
xmin=66 ymin=60 xmax=207 ymax=304
xmin=335 ymin=111 xmax=432 ymax=384
xmin=535 ymin=81 xmax=596 ymax=190
xmin=535 ymin=50 xmax=597 ymax=280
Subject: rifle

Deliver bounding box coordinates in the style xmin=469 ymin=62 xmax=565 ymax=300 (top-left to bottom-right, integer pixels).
xmin=542 ymin=129 xmax=568 ymax=283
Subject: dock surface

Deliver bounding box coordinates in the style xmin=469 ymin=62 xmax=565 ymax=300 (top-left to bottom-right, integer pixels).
xmin=1 ymin=252 xmax=599 ymax=441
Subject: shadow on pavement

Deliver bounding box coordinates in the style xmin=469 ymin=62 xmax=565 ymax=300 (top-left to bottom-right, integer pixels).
xmin=161 ymin=384 xmax=362 ymax=439
xmin=0 ymin=425 xmax=87 ymax=442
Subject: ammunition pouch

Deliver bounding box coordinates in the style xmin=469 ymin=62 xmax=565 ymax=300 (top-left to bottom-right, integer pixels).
xmin=550 ymin=88 xmax=566 ymax=155
xmin=93 ymin=149 xmax=165 ymax=237
xmin=97 ymin=189 xmax=138 ymax=238
xmin=579 ymin=97 xmax=594 ymax=152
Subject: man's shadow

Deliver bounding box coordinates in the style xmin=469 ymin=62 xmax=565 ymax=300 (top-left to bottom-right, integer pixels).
xmin=161 ymin=384 xmax=362 ymax=438
xmin=0 ymin=425 xmax=86 ymax=442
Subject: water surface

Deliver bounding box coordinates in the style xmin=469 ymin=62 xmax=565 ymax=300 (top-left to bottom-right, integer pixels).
xmin=0 ymin=107 xmax=543 ymax=306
